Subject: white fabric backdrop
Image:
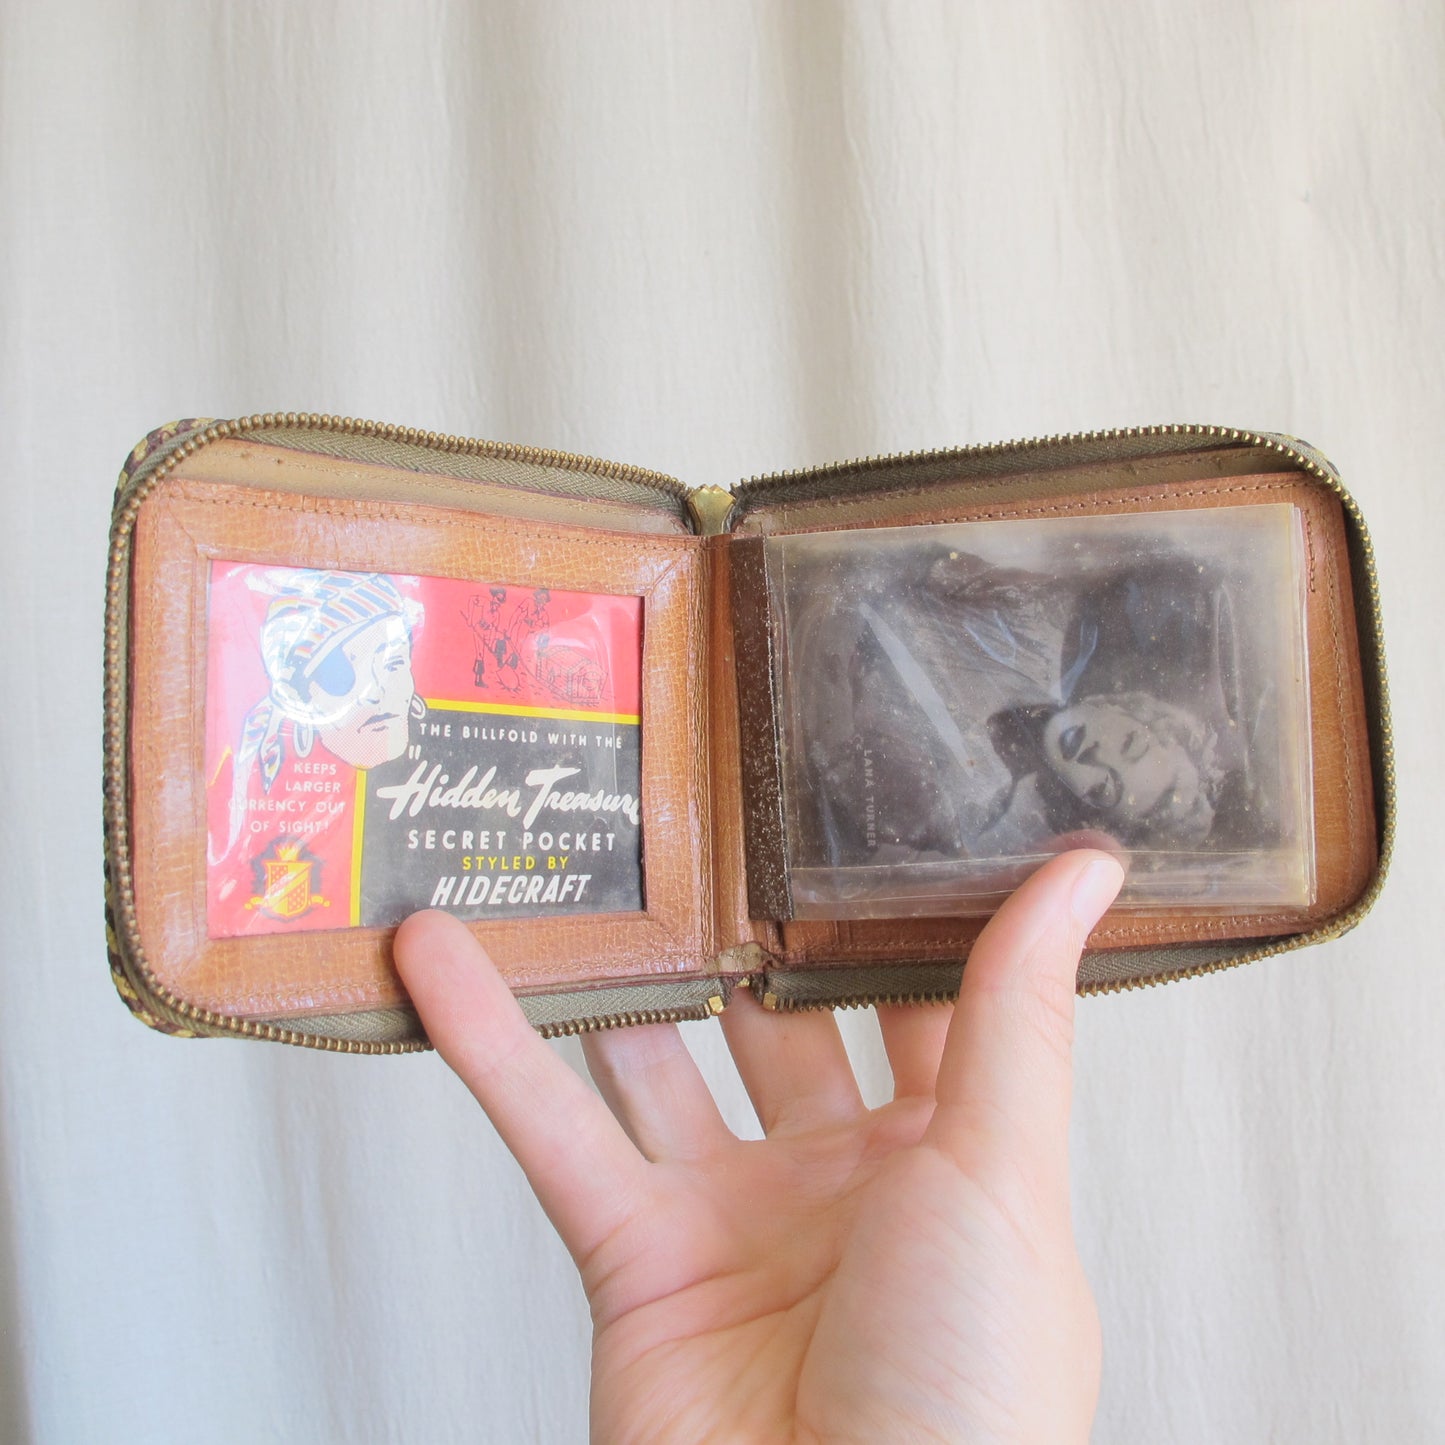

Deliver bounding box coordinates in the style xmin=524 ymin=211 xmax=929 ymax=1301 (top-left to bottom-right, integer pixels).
xmin=3 ymin=3 xmax=1442 ymax=1440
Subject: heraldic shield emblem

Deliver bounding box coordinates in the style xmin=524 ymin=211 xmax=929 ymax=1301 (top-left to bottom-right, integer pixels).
xmin=248 ymin=839 xmax=327 ymax=921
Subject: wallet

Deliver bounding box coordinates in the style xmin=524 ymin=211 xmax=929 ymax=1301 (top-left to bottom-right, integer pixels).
xmin=103 ymin=415 xmax=1393 ymax=1051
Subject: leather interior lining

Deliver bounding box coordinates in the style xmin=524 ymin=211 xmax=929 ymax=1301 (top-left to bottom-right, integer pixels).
xmin=129 ymin=473 xmax=712 ymax=1021
xmin=728 ymin=467 xmax=1376 ymax=965
xmin=112 ymin=426 xmax=1386 ymax=1034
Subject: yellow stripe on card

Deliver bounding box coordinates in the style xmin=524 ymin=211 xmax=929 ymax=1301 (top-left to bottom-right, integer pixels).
xmin=350 ymin=770 xmax=367 ymax=927
xmin=424 ymin=699 xmax=641 ymax=726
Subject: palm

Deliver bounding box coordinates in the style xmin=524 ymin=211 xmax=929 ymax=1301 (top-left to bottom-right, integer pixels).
xmin=587 ymin=1103 xmax=937 ymax=1442
xmin=395 ymin=850 xmax=1120 ymax=1444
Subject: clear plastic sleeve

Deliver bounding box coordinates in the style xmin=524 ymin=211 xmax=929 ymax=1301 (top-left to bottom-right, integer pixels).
xmin=204 ymin=563 xmax=644 ymax=935
xmin=767 ymin=504 xmax=1315 ymax=918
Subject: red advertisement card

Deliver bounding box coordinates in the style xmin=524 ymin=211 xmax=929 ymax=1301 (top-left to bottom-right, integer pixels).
xmin=204 ymin=563 xmax=643 ymax=937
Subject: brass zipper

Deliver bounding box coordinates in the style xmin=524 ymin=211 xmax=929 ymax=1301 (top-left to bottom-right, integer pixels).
xmin=737 ymin=422 xmax=1321 ymax=498
xmin=760 ymin=985 xmax=957 ymax=1013
xmin=104 ymin=413 xmax=698 ymax=1053
xmin=535 ymin=992 xmax=728 ymax=1039
xmin=743 ymin=423 xmax=1395 ymax=1006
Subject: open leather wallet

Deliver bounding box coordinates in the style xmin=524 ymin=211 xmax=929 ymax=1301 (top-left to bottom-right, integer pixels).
xmin=104 ymin=416 xmax=1392 ymax=1050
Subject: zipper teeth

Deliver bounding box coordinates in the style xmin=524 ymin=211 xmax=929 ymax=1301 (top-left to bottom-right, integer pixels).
xmin=765 ymin=988 xmax=956 ymax=1013
xmin=536 ymin=1000 xmax=723 ymax=1039
xmin=103 ymin=413 xmax=686 ymax=1053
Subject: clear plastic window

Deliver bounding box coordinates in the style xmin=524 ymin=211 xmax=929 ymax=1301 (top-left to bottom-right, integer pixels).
xmin=203 ymin=563 xmax=644 ymax=935
xmin=767 ymin=504 xmax=1315 ymax=918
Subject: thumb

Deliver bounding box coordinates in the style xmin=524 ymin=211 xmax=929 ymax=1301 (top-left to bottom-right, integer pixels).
xmin=926 ymin=850 xmax=1123 ymax=1200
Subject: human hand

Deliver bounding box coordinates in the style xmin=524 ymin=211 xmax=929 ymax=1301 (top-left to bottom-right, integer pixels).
xmin=394 ymin=848 xmax=1124 ymax=1444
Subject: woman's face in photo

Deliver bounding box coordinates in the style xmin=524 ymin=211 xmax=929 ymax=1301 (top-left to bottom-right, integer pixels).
xmin=1041 ymin=697 xmax=1210 ymax=837
xmin=310 ymin=616 xmax=415 ymax=769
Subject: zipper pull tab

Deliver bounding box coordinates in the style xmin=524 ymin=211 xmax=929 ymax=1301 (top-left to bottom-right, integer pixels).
xmin=686 ymin=484 xmax=736 ymax=536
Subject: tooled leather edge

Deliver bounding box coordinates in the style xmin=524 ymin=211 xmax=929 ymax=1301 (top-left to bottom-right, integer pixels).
xmin=729 ymin=537 xmax=793 ymax=920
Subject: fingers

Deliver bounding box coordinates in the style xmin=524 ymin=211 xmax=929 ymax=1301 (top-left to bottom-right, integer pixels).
xmin=580 ymin=1024 xmax=733 ymax=1163
xmin=926 ymin=850 xmax=1123 ymax=1200
xmin=720 ymin=988 xmax=866 ymax=1135
xmin=393 ymin=910 xmax=647 ymax=1262
xmin=876 ymin=1001 xmax=954 ymax=1099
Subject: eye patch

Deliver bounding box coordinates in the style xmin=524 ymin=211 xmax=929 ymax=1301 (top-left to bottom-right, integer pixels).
xmin=310 ymin=646 xmax=357 ymax=699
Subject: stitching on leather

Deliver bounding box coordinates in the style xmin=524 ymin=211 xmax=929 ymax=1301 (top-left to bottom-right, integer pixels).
xmin=756 ymin=451 xmax=1253 ymax=524
xmin=785 ymin=908 xmax=1323 ymax=961
xmin=774 ymin=477 xmax=1303 ymax=535
xmin=189 ymin=925 xmax=705 ymax=1016
xmin=172 ymin=486 xmax=697 ymax=561
xmin=211 ymin=444 xmax=675 ymax=521
xmin=144 ymin=488 xmax=706 ymax=1012
xmin=186 ymin=438 xmax=690 ymax=533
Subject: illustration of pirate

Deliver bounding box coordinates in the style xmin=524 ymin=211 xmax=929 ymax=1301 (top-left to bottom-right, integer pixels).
xmin=464 ymin=585 xmax=516 ymax=690
xmin=212 ymin=569 xmax=424 ymax=864
xmin=510 ymin=586 xmax=552 ymax=643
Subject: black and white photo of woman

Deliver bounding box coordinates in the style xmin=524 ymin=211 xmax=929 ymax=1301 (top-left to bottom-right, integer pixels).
xmin=771 ymin=506 xmax=1310 ymax=915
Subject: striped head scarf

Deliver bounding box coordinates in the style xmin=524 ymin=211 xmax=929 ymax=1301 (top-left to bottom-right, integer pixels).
xmin=213 ymin=569 xmax=422 ymax=862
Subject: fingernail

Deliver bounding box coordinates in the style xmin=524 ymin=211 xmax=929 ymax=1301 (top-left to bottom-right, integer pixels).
xmin=1071 ymin=857 xmax=1124 ymax=932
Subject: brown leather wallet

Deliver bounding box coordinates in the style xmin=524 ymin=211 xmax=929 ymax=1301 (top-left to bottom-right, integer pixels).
xmin=103 ymin=417 xmax=1393 ymax=1050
